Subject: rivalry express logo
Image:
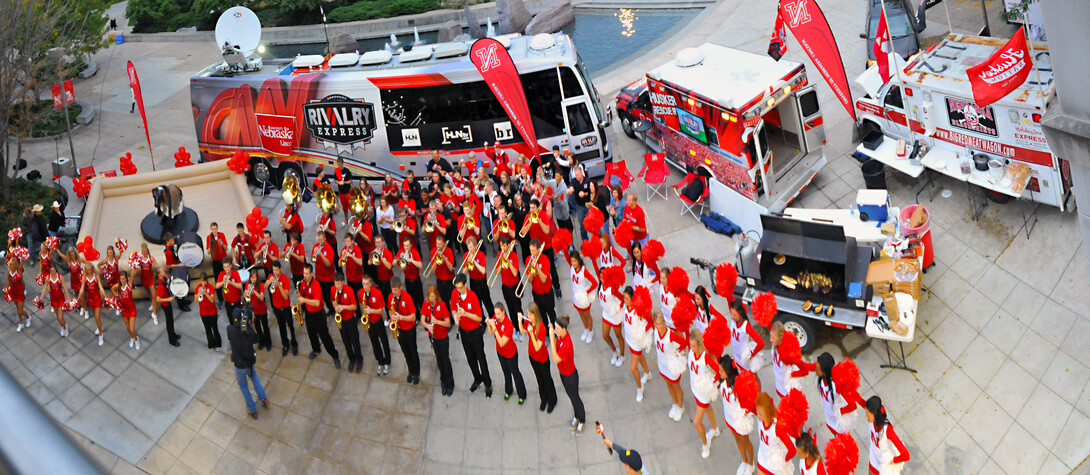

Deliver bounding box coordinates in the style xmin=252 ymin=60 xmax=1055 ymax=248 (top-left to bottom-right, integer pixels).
xmin=303 ymin=94 xmax=377 ymax=153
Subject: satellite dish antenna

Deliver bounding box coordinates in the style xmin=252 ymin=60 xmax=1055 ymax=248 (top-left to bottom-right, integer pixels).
xmin=215 ymin=6 xmax=262 ymax=57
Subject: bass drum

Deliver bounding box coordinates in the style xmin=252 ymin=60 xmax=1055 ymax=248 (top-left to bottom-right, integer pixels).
xmin=177 ymin=231 xmax=205 ymax=268
xmin=169 ymin=278 xmax=190 ymax=298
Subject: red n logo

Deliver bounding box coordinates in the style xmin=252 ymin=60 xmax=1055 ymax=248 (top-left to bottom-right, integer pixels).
xmin=475 ymin=44 xmax=502 ymax=72
xmin=784 ymin=0 xmax=812 ymax=27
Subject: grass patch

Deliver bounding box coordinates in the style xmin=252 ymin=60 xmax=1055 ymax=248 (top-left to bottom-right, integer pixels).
xmin=8 ymin=100 xmax=82 ymax=139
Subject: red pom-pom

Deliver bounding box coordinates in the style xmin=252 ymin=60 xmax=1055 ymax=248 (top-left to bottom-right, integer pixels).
xmin=751 ymin=291 xmax=777 ymax=328
xmin=776 ymin=388 xmax=809 ymax=438
xmin=667 ymin=267 xmax=690 ymax=294
xmin=778 ymin=330 xmax=801 ymax=364
xmin=580 ymin=236 xmax=602 ymax=260
xmin=734 ymin=370 xmax=760 ymax=413
xmin=643 ymin=240 xmax=664 ymax=266
xmin=823 ymin=433 xmax=860 ymax=475
xmin=832 ymin=358 xmax=861 ymax=399
xmin=715 ymin=263 xmax=738 ymax=301
xmin=703 ymin=315 xmax=730 ymax=357
xmin=614 ymin=220 xmax=634 ymax=249
xmin=552 ymin=228 xmax=572 ymax=254
xmin=35 ymin=273 xmax=47 ymax=286
xmin=583 ymin=208 xmax=605 ymax=235
xmin=672 ymin=293 xmax=696 ymax=333
xmin=632 ymin=285 xmax=653 ymax=320
xmin=601 ymin=265 xmax=626 ymax=291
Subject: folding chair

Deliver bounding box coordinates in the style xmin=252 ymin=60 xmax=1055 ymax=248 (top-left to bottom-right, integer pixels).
xmin=636 ymin=153 xmax=669 ymax=200
xmin=673 ymin=173 xmax=709 ymax=219
xmin=604 ymin=160 xmax=635 ymax=192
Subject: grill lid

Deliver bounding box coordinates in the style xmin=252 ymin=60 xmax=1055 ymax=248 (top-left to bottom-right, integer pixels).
xmin=759 ymin=215 xmax=850 ymax=265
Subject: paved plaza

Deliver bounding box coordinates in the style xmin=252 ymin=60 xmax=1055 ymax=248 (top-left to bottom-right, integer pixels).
xmin=3 ymin=0 xmax=1090 ymax=473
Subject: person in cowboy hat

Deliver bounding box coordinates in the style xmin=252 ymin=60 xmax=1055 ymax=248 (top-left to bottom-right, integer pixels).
xmin=25 ymin=204 xmax=48 ymax=263
xmin=47 ymin=201 xmax=65 ymax=238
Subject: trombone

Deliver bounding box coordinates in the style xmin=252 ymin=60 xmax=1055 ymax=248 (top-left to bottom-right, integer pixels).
xmin=456 ymin=239 xmax=484 ymax=276
xmin=519 ymin=210 xmax=540 ymax=238
xmin=488 ymin=220 xmax=510 ymax=242
xmin=487 ymin=252 xmax=509 ymax=287
xmin=514 ymin=251 xmax=541 ymax=298
xmin=457 ymin=216 xmax=476 ymax=243
xmin=422 ymin=251 xmax=444 ymax=278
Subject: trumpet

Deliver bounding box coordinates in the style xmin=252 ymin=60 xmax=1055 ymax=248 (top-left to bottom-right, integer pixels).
xmin=392 ymin=219 xmax=406 ymax=233
xmin=335 ymin=314 xmax=342 ymax=330
xmin=515 ymin=251 xmax=541 ymax=298
xmin=520 ymin=210 xmax=540 ymax=237
xmin=340 ymin=253 xmax=348 ymax=267
xmin=457 ymin=216 xmax=476 ymax=243
xmin=292 ymin=281 xmax=304 ymax=327
xmin=422 ymin=252 xmax=444 ymax=278
xmin=457 ymin=239 xmax=484 ymax=276
xmin=244 ymin=284 xmax=253 ymax=301
xmin=397 ymin=251 xmax=409 ymax=269
xmin=369 ymin=250 xmax=381 ymax=266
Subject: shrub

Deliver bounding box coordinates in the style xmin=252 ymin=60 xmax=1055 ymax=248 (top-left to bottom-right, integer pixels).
xmin=0 ymin=179 xmax=61 ymax=242
xmin=328 ymin=0 xmax=440 ymax=23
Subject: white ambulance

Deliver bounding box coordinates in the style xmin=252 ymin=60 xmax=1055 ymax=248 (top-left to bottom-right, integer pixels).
xmin=854 ymin=34 xmax=1070 ymax=210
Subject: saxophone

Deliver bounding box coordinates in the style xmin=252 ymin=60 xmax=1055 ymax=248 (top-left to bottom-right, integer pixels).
xmin=292 ymin=281 xmax=304 ymax=327
xmin=389 ymin=295 xmax=401 ymax=339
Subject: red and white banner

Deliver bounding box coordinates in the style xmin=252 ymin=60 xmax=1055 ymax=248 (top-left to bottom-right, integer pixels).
xmin=63 ymin=80 xmax=75 ymax=105
xmin=50 ymin=80 xmax=76 ymax=109
xmin=51 ymin=84 xmax=64 ymax=109
xmin=768 ymin=4 xmax=788 ymax=61
xmin=778 ymin=0 xmax=856 ymax=121
xmin=127 ymin=61 xmax=156 ymax=170
xmin=469 ymin=38 xmax=542 ymax=158
xmin=873 ymin=8 xmax=892 ymax=81
xmin=967 ymin=27 xmax=1032 ymax=107
xmin=255 ymin=113 xmax=297 ymax=155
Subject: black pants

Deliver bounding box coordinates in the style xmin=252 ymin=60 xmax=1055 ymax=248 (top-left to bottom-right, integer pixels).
xmin=381 ymin=229 xmax=397 ymax=253
xmin=161 ymin=303 xmax=179 ymax=344
xmin=212 ymin=260 xmax=224 ymax=301
xmin=201 ymin=314 xmax=221 ymax=349
xmin=305 ymin=309 xmax=340 ymax=360
xmin=396 ymin=326 xmax=420 ymax=376
xmin=340 ymin=319 xmax=362 ymax=364
xmin=406 ymin=278 xmax=424 ymax=318
xmin=530 ymin=358 xmax=557 ymax=409
xmin=254 ymin=312 xmax=271 ymax=349
xmin=437 ymin=278 xmax=454 ymax=307
xmin=533 ymin=290 xmax=557 ymax=327
xmin=348 ymin=281 xmax=363 ymax=319
xmin=502 ymin=284 xmax=522 ymax=323
xmin=367 ymin=318 xmax=391 ymax=365
xmin=470 ymin=278 xmax=495 ymax=319
xmin=432 ymin=336 xmax=454 ymax=391
xmin=376 ymin=280 xmax=391 ymax=313
xmin=225 ymin=300 xmax=241 ymax=324
xmin=318 ymin=280 xmax=335 ymax=316
xmin=272 ymin=306 xmax=297 ymax=349
xmin=544 ymin=248 xmax=560 ymax=291
xmin=561 ymin=369 xmax=585 ymax=423
xmin=459 ymin=326 xmax=491 ymax=387
xmin=499 ymin=353 xmax=527 ymax=400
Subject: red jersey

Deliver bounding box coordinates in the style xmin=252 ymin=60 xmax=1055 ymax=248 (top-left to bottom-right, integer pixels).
xmin=206 ymin=231 xmax=228 ymax=261
xmin=40 ymin=251 xmax=52 ymax=271
xmin=397 ymin=217 xmax=418 ymax=247
xmin=84 ymin=275 xmax=102 ymax=308
xmin=498 ymin=248 xmax=520 ymax=287
xmin=431 ymin=246 xmax=455 ymax=281
xmin=524 ymin=210 xmax=552 ymax=249
xmin=268 ymin=273 xmax=291 ymax=309
xmin=164 ymin=247 xmax=181 ymax=267
xmin=102 ymin=259 xmax=120 ymax=286
xmin=624 ymin=204 xmax=648 ymax=241
xmin=398 ymin=247 xmax=422 ymax=281
xmin=555 ymin=332 xmax=576 ymax=376
xmin=7 ymin=270 xmax=25 ymax=302
xmin=257 ymin=240 xmax=279 ymax=268
xmin=375 ymin=248 xmax=394 ymax=282
xmin=494 ymin=316 xmax=516 ymax=358
xmin=48 ymin=274 xmax=65 ymax=307
xmin=282 ymin=209 xmax=303 ymax=236
xmin=246 ymin=282 xmax=266 ymax=314
xmin=285 ymin=242 xmax=305 ymax=275
xmin=218 ymin=270 xmax=242 ymax=303
xmin=318 ymin=214 xmax=337 ymax=238
xmin=464 ymin=249 xmax=487 ymax=280
xmin=331 ymin=285 xmax=356 ymax=321
xmin=452 ymin=289 xmax=482 ymax=331
xmin=388 ymin=290 xmax=416 ymax=330
xmin=156 ymin=279 xmax=171 ymax=306
xmin=341 ymin=244 xmax=362 ymax=283
xmin=457 ymin=214 xmax=481 ymax=244
xmin=299 ymin=279 xmax=324 ymax=313
xmin=351 ymin=217 xmax=375 ymax=254
xmin=359 ymin=286 xmax=385 ymax=322
xmin=425 ymin=213 xmax=448 ymax=249
xmin=119 ymin=284 xmax=136 ymax=318
xmin=382 ymin=181 xmax=399 ymax=202
xmin=232 ymin=233 xmax=257 ymax=264
xmin=526 ymin=320 xmax=549 ymax=363
xmin=422 ymin=300 xmax=450 ymax=339
xmin=311 ymin=243 xmax=334 ymax=283
xmin=397 ymin=198 xmax=417 ymax=213
xmin=494 ymin=217 xmax=516 ymax=242
xmin=196 ymin=283 xmax=217 ymax=316
xmin=69 ymin=261 xmax=83 ymax=292
xmin=527 ymin=253 xmax=552 ymax=295
xmin=138 ymin=254 xmax=153 ymax=287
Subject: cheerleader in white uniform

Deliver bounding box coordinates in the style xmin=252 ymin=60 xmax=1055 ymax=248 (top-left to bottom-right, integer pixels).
xmin=594 ymin=231 xmax=626 ymax=275
xmin=693 ymin=286 xmax=722 ymax=334
xmin=658 ymin=267 xmax=677 ymax=328
xmin=688 ymin=327 xmax=721 ymax=459
xmin=816 ymin=353 xmax=862 ymax=435
xmin=718 ymin=355 xmax=757 ymax=475
xmin=755 ymin=392 xmax=796 ymax=475
xmin=629 ymin=242 xmax=655 ymax=288
xmin=622 ymin=286 xmax=653 ymax=402
xmin=770 ymin=322 xmax=815 ymax=398
xmin=568 ymin=253 xmax=598 ymax=344
xmin=600 ymin=277 xmax=626 ymax=367
xmin=796 ymin=430 xmax=827 ymax=475
xmin=654 ymin=312 xmax=688 ymax=422
xmin=729 ymin=300 xmax=766 ymax=372
xmin=866 ymin=396 xmax=909 ymax=475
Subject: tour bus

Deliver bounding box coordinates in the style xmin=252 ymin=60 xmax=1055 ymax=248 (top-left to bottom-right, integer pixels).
xmin=616 ymin=43 xmax=827 ymax=215
xmin=190 ymin=33 xmax=612 ymax=185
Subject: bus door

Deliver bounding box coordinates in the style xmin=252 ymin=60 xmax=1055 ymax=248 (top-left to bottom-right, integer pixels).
xmin=562 ymin=97 xmax=602 ymax=162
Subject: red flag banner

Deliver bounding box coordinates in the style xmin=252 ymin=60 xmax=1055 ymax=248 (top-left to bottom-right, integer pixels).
xmin=63 ymin=79 xmax=76 ymax=105
xmin=768 ymin=5 xmax=788 ymax=61
xmin=126 ymin=61 xmax=155 ymax=170
xmin=51 ymin=84 xmax=64 ymax=109
xmin=873 ymin=9 xmax=892 ymax=81
xmin=469 ymin=38 xmax=542 ymax=158
xmin=967 ymin=27 xmax=1032 ymax=107
xmin=779 ymin=0 xmax=856 ymax=121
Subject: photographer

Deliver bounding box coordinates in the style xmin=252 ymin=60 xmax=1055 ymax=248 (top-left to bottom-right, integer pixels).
xmin=226 ymin=307 xmax=269 ymax=419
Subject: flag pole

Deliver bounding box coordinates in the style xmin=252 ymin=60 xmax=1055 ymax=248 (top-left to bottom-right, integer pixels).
xmin=942 ymin=0 xmax=953 ymax=35
xmin=881 ymin=0 xmax=910 ymax=128
xmin=1022 ymin=25 xmax=1049 ymax=111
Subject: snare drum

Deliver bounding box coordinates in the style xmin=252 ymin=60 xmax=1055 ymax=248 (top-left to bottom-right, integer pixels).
xmin=177 ymin=231 xmax=205 ymax=268
xmin=169 ymin=278 xmax=190 ymax=298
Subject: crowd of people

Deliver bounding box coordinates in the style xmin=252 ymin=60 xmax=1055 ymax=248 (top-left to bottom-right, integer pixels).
xmin=3 ymin=145 xmax=908 ymax=473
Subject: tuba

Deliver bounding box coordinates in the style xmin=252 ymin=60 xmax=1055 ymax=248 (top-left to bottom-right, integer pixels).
xmin=282 ymin=174 xmax=300 ymax=205
xmin=348 ymin=186 xmax=368 ymax=218
xmin=315 ymin=183 xmax=337 ymax=232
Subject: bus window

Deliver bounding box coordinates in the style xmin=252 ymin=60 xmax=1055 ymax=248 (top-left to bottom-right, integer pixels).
xmin=565 ymin=103 xmax=595 ymax=136
xmin=522 ymin=69 xmax=567 ymax=136
xmin=705 ymin=121 xmax=719 ymax=148
xmin=559 ymin=67 xmax=583 ymax=99
xmin=573 ymin=58 xmax=603 ymax=121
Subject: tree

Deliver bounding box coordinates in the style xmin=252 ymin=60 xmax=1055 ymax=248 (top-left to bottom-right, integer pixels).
xmin=0 ymin=0 xmax=107 ymax=201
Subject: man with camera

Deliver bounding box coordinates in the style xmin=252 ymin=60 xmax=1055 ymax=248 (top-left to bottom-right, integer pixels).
xmin=226 ymin=307 xmax=270 ymax=419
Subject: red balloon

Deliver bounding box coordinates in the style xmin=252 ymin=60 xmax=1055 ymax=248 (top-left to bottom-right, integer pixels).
xmin=258 ymin=216 xmax=268 ymax=228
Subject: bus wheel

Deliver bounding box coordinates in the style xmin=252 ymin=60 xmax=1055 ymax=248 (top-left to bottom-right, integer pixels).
xmin=778 ymin=313 xmax=817 ymax=354
xmin=621 ymin=115 xmax=636 ymax=138
xmin=251 ymin=158 xmax=273 ymax=186
xmin=277 ymin=162 xmax=304 ymax=189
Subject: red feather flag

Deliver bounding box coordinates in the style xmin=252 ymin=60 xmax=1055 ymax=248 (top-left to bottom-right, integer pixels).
xmin=583 ymin=207 xmax=605 ymax=235
xmin=703 ymin=315 xmax=730 ymax=357
xmin=735 ymin=370 xmax=760 ymax=413
xmin=601 ymin=265 xmax=626 ymax=291
xmin=824 ymin=433 xmax=860 ymax=475
xmin=632 ymin=285 xmax=654 ymax=320
xmin=776 ymin=388 xmax=809 ymax=438
xmin=751 ymin=291 xmax=777 ymax=328
xmin=552 ymin=228 xmax=572 ymax=255
xmin=778 ymin=330 xmax=802 ymax=364
xmin=672 ymin=293 xmax=696 ymax=333
xmin=643 ymin=240 xmax=664 ymax=266
xmin=580 ymin=237 xmax=602 ymax=261
xmin=715 ymin=263 xmax=738 ymax=300
xmin=614 ymin=220 xmax=634 ymax=249
xmin=832 ymin=358 xmax=861 ymax=399
xmin=667 ymin=267 xmax=690 ymax=295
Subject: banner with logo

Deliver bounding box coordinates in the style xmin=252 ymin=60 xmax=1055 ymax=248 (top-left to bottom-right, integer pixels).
xmin=50 ymin=80 xmax=76 ymax=109
xmin=255 ymin=113 xmax=297 ymax=155
xmin=126 ymin=61 xmax=155 ymax=170
xmin=778 ymin=0 xmax=856 ymax=121
xmin=51 ymin=84 xmax=64 ymax=109
xmin=768 ymin=4 xmax=788 ymax=61
xmin=469 ymin=38 xmax=542 ymax=157
xmin=873 ymin=7 xmax=892 ymax=81
xmin=967 ymin=26 xmax=1032 ymax=107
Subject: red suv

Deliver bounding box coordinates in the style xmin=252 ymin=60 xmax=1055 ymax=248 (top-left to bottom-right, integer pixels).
xmin=614 ymin=78 xmax=654 ymax=139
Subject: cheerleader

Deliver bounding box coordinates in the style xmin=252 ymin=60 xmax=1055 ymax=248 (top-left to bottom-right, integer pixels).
xmin=629 ymin=242 xmax=655 ymax=288
xmin=694 ymin=286 xmax=721 ymax=334
xmin=687 ymin=327 xmax=721 ymax=459
xmin=866 ymin=396 xmax=909 ymax=474
xmin=622 ymin=286 xmax=653 ymax=402
xmin=756 ymin=392 xmax=796 ymax=475
xmin=518 ymin=304 xmax=558 ymax=412
xmin=38 ymin=265 xmax=71 ymax=337
xmin=133 ymin=243 xmax=158 ymax=311
xmin=7 ymin=254 xmax=29 ymax=331
xmin=38 ymin=241 xmax=52 ymax=273
xmin=569 ymin=252 xmax=598 ymax=344
xmin=59 ymin=247 xmax=87 ymax=320
xmin=599 ymin=267 xmax=626 ymax=367
xmin=729 ymin=299 xmax=766 ymax=372
xmin=97 ymin=245 xmax=121 ymax=294
xmin=117 ymin=272 xmax=140 ymax=350
xmin=770 ymin=322 xmax=815 ymax=398
xmin=76 ymin=262 xmax=107 ymax=345
xmin=658 ymin=267 xmax=677 ymax=329
xmin=796 ymin=430 xmax=826 ymax=475
xmin=593 ymin=231 xmax=625 ymax=275
xmin=654 ymin=312 xmax=688 ymax=422
xmin=718 ymin=355 xmax=756 ymax=474
xmin=816 ymin=353 xmax=863 ymax=436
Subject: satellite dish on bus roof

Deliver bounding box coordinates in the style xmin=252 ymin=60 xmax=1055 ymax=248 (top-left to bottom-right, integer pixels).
xmin=215 ymin=6 xmax=262 ymax=57
xmin=675 ymin=48 xmax=704 ymax=68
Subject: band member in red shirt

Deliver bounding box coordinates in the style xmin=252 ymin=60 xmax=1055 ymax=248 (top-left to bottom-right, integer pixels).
xmin=246 ymin=271 xmax=271 ymax=351
xmin=496 ymin=237 xmax=523 ymax=326
xmin=388 ymin=278 xmax=420 ymax=384
xmin=334 ymin=156 xmax=354 ymax=225
xmin=550 ymin=315 xmax=585 ymax=433
xmin=396 ymin=207 xmax=418 ymax=253
xmin=381 ymin=173 xmax=399 ymax=206
xmin=526 ymin=239 xmax=556 ymax=327
xmin=360 ymin=275 xmax=391 ymax=375
xmin=311 ymin=232 xmax=336 ymax=315
xmin=457 ymin=201 xmax=481 ymax=245
xmin=332 ymin=273 xmax=362 ymax=373
xmin=285 ymin=234 xmax=306 ymax=287
xmin=463 ymin=235 xmax=494 ymax=320
xmin=423 ymin=201 xmax=448 ymax=252
xmin=372 ymin=235 xmax=394 ymax=301
xmin=78 ymin=262 xmax=107 ymax=345
xmin=217 ymin=259 xmax=244 ymax=324
xmin=40 ymin=264 xmax=71 ymax=337
xmin=453 ymin=274 xmax=491 ymax=397
xmin=298 ymin=264 xmax=341 ymax=368
xmin=430 ymin=237 xmax=455 ymax=305
xmin=279 ymin=201 xmax=304 ymax=242
xmin=487 ymin=303 xmax=526 ymax=404
xmin=421 ymin=284 xmax=454 ymax=395
xmin=162 ymin=233 xmax=191 ymax=313
xmin=518 ymin=303 xmax=557 ymax=412
xmin=267 ymin=261 xmax=297 ymax=356
xmin=341 ymin=234 xmax=364 ymax=312
xmin=398 ymin=236 xmax=424 ymax=320
xmin=195 ymin=273 xmax=222 ymax=351
xmin=624 ymin=193 xmax=649 ymax=247
xmin=206 ymin=222 xmax=229 ymax=301
xmin=256 ymin=231 xmax=279 ymax=282
xmin=348 ymin=212 xmax=376 ymax=278
xmin=232 ymin=223 xmax=257 ymax=268
xmin=317 ymin=208 xmax=339 ymax=264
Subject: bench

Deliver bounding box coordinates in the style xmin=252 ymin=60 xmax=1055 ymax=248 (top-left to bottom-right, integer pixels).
xmin=74 ymin=99 xmax=95 ymax=125
xmin=78 ymin=60 xmax=97 ymax=79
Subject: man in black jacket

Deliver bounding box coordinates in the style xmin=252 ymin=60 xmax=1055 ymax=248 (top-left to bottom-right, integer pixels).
xmin=47 ymin=201 xmax=65 ymax=237
xmin=24 ymin=204 xmax=48 ymax=264
xmin=226 ymin=309 xmax=269 ymax=419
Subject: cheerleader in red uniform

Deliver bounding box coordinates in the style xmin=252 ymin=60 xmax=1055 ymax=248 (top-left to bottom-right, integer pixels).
xmin=38 ymin=242 xmax=52 ymax=272
xmin=718 ymin=356 xmax=758 ymax=474
xmin=134 ymin=243 xmax=157 ymax=294
xmin=39 ymin=265 xmax=71 ymax=337
xmin=622 ymin=286 xmax=653 ymax=402
xmin=866 ymin=396 xmax=909 ymax=475
xmin=59 ymin=247 xmax=87 ymax=320
xmin=729 ymin=300 xmax=766 ymax=372
xmin=7 ymin=254 xmax=29 ymax=331
xmin=796 ymin=430 xmax=827 ymax=475
xmin=756 ymin=392 xmax=796 ymax=475
xmin=688 ymin=327 xmax=721 ymax=459
xmin=655 ymin=312 xmax=688 ymax=422
xmin=816 ymin=353 xmax=864 ymax=436
xmin=568 ymin=253 xmax=598 ymax=344
xmin=117 ymin=272 xmax=141 ymax=350
xmin=629 ymin=243 xmax=655 ymax=288
xmin=77 ymin=262 xmax=107 ymax=345
xmin=98 ymin=245 xmax=121 ymax=294
xmin=770 ymin=322 xmax=816 ymax=398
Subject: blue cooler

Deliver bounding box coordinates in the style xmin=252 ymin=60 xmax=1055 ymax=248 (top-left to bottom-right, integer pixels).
xmin=856 ymin=189 xmax=889 ymax=222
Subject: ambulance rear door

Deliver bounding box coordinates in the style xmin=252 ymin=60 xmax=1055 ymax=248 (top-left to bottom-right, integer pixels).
xmin=794 ymin=85 xmax=826 ymax=153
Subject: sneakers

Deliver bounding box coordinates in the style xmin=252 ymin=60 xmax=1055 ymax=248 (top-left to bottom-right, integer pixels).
xmin=147 ymin=304 xmax=154 ymax=312
xmin=580 ymin=329 xmax=589 ymax=342
xmin=60 ymin=327 xmax=68 ymax=338
xmin=152 ymin=314 xmax=158 ymax=325
xmin=16 ymin=323 xmax=23 ymax=332
xmin=614 ymin=355 xmax=624 ymax=368
xmin=569 ymin=418 xmax=578 ymax=431
xmin=668 ymin=404 xmax=678 ymax=420
xmin=376 ymin=366 xmax=384 ymax=376
xmin=640 ymin=372 xmax=651 ymax=385
xmin=94 ymin=328 xmax=100 ymax=336
xmin=129 ymin=338 xmax=134 ymax=348
xmin=609 ymin=353 xmax=618 ymax=366
xmin=82 ymin=309 xmax=88 ymax=320
xmin=262 ymin=398 xmax=270 ymax=408
xmin=672 ymin=405 xmax=684 ymax=422
xmin=585 ymin=330 xmax=593 ymax=343
xmin=575 ymin=422 xmax=584 ymax=435
xmin=701 ymin=442 xmax=711 ymax=459
xmin=115 ymin=309 xmax=120 ymax=316
xmin=134 ymin=338 xmax=140 ymax=351
xmin=636 ymin=387 xmax=644 ymax=402
xmin=745 ymin=463 xmax=755 ymax=475
xmin=706 ymin=427 xmax=721 ymax=443
xmin=382 ymin=365 xmax=389 ymax=375
xmin=98 ymin=335 xmax=104 ymax=346
xmin=25 ymin=316 xmax=31 ymax=328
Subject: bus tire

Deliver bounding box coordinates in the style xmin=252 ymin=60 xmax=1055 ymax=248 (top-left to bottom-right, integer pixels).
xmin=777 ymin=313 xmax=817 ymax=354
xmin=621 ymin=114 xmax=636 ymax=139
xmin=277 ymin=162 xmax=304 ymax=189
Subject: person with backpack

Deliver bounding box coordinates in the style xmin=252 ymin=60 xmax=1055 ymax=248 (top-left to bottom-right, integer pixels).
xmin=226 ymin=308 xmax=270 ymax=419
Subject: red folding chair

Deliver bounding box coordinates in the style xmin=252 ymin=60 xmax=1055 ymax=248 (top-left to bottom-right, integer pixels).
xmin=604 ymin=160 xmax=634 ymax=192
xmin=673 ymin=173 xmax=709 ymax=219
xmin=637 ymin=153 xmax=669 ymax=200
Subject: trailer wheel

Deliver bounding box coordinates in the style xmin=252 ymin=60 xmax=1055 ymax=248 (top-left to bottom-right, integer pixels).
xmin=778 ymin=314 xmax=817 ymax=354
xmin=621 ymin=115 xmax=636 ymax=138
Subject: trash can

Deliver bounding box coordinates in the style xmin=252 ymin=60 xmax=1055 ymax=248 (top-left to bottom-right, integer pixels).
xmin=52 ymin=157 xmax=75 ymax=178
xmin=899 ymin=204 xmax=934 ymax=269
xmin=861 ymin=159 xmax=886 ymax=190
